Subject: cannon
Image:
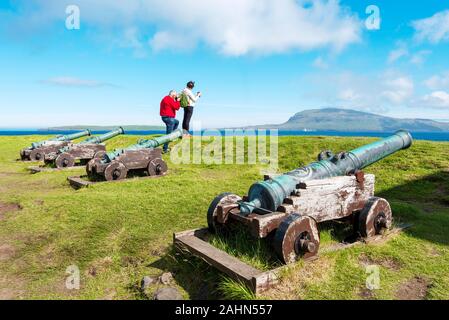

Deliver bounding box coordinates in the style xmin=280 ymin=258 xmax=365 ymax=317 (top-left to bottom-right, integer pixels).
xmin=204 ymin=130 xmax=413 ymax=264
xmin=86 ymin=128 xmax=183 ymax=181
xmin=20 ymin=130 xmax=91 ymax=161
xmin=44 ymin=127 xmax=125 ymax=168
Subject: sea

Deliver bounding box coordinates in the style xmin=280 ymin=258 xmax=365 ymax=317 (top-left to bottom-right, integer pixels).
xmin=0 ymin=129 xmax=448 ymax=142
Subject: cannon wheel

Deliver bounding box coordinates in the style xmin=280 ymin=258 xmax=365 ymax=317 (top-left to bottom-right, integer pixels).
xmin=358 ymin=197 xmax=392 ymax=238
xmin=104 ymin=161 xmax=128 ymax=181
xmin=93 ymin=151 xmax=106 ymax=159
xmin=273 ymin=214 xmax=320 ymax=264
xmin=86 ymin=159 xmax=100 ymax=179
xmin=207 ymin=193 xmax=242 ymax=233
xmin=147 ymin=158 xmax=167 ymax=176
xmin=55 ymin=153 xmax=75 ymax=168
xmin=29 ymin=149 xmax=44 ymax=161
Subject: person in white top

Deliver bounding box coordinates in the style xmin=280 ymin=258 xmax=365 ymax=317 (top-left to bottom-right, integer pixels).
xmin=182 ymin=81 xmax=202 ymax=137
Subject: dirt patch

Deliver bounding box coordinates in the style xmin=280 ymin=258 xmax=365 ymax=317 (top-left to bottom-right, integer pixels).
xmin=396 ymin=276 xmax=431 ymax=300
xmin=86 ymin=256 xmax=113 ymax=277
xmin=0 ymin=275 xmax=26 ymax=300
xmin=0 ymin=202 xmax=22 ymax=220
xmin=358 ymin=253 xmax=401 ymax=271
xmin=0 ymin=244 xmax=16 ymax=261
xmin=263 ymin=257 xmax=336 ymax=300
xmin=358 ymin=287 xmax=375 ymax=300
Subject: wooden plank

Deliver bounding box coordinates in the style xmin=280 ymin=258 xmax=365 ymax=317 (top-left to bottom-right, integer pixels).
xmin=68 ymin=176 xmax=94 ymax=189
xmin=281 ymin=174 xmax=375 ymax=222
xmin=173 ymin=223 xmax=410 ymax=295
xmin=67 ymin=172 xmax=168 ymax=189
xmin=28 ymin=166 xmax=82 ymax=174
xmin=174 ymin=233 xmax=261 ymax=290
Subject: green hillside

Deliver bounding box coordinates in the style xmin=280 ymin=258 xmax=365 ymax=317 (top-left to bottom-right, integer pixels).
xmin=252 ymin=108 xmax=449 ymax=132
xmin=0 ymin=135 xmax=448 ymax=300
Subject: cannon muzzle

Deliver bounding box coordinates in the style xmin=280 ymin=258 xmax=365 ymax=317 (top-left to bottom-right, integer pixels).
xmin=81 ymin=127 xmax=125 ymax=145
xmin=104 ymin=128 xmax=183 ymax=162
xmin=31 ymin=129 xmax=91 ymax=149
xmin=239 ymin=130 xmax=413 ymax=214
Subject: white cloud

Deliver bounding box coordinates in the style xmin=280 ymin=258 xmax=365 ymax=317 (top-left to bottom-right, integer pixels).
xmin=424 ymin=71 xmax=449 ymax=90
xmin=41 ymin=77 xmax=115 ymax=88
xmin=338 ymin=88 xmax=359 ymax=101
xmin=388 ymin=42 xmax=408 ymax=63
xmin=313 ymin=56 xmax=329 ymax=69
xmin=409 ymin=50 xmax=431 ymax=65
xmin=421 ymin=91 xmax=449 ymax=108
xmin=387 ymin=41 xmax=431 ymax=65
xmin=17 ymin=0 xmax=362 ymax=56
xmin=412 ymin=10 xmax=449 ymax=44
xmin=381 ymin=76 xmax=414 ymax=104
xmin=303 ymin=71 xmax=414 ymax=113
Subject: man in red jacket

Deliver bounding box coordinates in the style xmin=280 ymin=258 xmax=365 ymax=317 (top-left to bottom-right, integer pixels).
xmin=160 ymin=90 xmax=181 ymax=153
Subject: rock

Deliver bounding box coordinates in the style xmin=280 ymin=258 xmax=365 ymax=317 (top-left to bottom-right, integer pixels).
xmin=140 ymin=276 xmax=155 ymax=291
xmin=153 ymin=287 xmax=183 ymax=300
xmin=159 ymin=272 xmax=173 ymax=285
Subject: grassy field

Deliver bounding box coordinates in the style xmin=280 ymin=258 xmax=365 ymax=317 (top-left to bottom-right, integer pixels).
xmin=0 ymin=134 xmax=448 ymax=300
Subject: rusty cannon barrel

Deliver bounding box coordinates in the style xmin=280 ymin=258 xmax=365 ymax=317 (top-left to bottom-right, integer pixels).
xmin=30 ymin=130 xmax=91 ymax=149
xmin=239 ymin=130 xmax=413 ymax=214
xmin=103 ymin=128 xmax=183 ymax=163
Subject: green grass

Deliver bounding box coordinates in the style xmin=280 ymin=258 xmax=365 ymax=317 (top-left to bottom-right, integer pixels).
xmin=0 ymin=134 xmax=448 ymax=300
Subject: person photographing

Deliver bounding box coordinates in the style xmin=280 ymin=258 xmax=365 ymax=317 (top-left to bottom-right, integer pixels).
xmin=180 ymin=81 xmax=202 ymax=138
xmin=160 ymin=90 xmax=181 ymax=154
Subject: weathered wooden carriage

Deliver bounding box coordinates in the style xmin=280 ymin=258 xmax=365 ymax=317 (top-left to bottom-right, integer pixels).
xmin=44 ymin=128 xmax=124 ymax=168
xmin=175 ymin=131 xmax=413 ymax=292
xmin=85 ymin=128 xmax=182 ymax=181
xmin=20 ymin=130 xmax=91 ymax=161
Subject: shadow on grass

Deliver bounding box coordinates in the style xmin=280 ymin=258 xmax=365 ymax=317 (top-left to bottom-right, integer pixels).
xmin=378 ymin=170 xmax=449 ymax=246
xmin=148 ymin=247 xmax=224 ymax=300
xmin=155 ymin=170 xmax=449 ymax=299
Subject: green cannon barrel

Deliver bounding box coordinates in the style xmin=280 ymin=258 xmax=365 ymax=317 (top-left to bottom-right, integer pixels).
xmin=239 ymin=130 xmax=413 ymax=214
xmin=104 ymin=128 xmax=183 ymax=162
xmin=31 ymin=129 xmax=91 ymax=149
xmin=81 ymin=127 xmax=125 ymax=145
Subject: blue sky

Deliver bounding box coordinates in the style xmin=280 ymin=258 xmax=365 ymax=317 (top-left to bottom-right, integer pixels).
xmin=0 ymin=0 xmax=449 ymax=128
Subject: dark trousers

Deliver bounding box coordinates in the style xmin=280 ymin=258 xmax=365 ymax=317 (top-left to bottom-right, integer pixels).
xmin=161 ymin=116 xmax=179 ymax=152
xmin=182 ymin=106 xmax=194 ymax=132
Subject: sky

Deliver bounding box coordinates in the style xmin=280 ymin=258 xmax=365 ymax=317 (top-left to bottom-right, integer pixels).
xmin=0 ymin=0 xmax=449 ymax=128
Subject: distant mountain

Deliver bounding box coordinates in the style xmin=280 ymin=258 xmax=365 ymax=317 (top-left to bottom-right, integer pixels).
xmin=249 ymin=108 xmax=449 ymax=132
xmin=42 ymin=125 xmax=165 ymax=131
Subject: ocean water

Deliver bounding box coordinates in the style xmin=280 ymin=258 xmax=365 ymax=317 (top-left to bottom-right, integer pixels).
xmin=0 ymin=129 xmax=448 ymax=142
